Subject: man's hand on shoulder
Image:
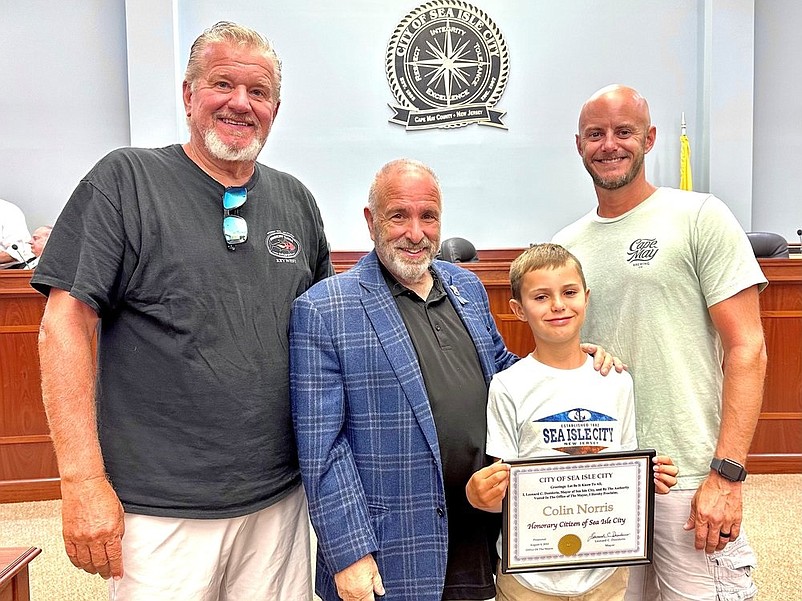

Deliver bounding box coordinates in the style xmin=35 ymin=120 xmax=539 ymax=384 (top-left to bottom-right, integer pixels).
xmin=334 ymin=554 xmax=385 ymax=600
xmin=61 ymin=475 xmax=125 ymax=580
xmin=580 ymin=343 xmax=626 ymax=375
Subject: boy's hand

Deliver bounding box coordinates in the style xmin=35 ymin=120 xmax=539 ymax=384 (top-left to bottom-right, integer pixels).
xmin=466 ymin=461 xmax=510 ymax=513
xmin=580 ymin=343 xmax=627 ymax=375
xmin=653 ymin=455 xmax=679 ymax=494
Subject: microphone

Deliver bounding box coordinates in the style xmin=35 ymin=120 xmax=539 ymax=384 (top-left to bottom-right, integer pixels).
xmin=797 ymin=229 xmax=801 ymax=247
xmin=8 ymin=243 xmax=27 ymax=263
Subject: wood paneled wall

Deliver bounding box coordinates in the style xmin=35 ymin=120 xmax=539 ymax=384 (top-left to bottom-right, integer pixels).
xmin=1 ymin=255 xmax=799 ymax=502
xmin=0 ymin=272 xmax=59 ymax=503
xmin=748 ymin=259 xmax=802 ymax=473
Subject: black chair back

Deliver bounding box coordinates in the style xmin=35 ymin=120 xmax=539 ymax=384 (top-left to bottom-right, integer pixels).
xmin=746 ymin=232 xmax=789 ymax=258
xmin=439 ymin=237 xmax=478 ymax=263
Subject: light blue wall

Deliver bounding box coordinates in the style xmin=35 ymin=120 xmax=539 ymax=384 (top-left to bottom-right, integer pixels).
xmin=753 ymin=0 xmax=802 ymax=242
xmin=0 ymin=0 xmax=130 ymax=233
xmin=133 ymin=0 xmax=706 ymax=249
xmin=1 ymin=0 xmax=799 ymax=247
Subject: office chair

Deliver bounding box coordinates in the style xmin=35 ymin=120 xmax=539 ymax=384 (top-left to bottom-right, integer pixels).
xmin=439 ymin=237 xmax=478 ymax=263
xmin=746 ymin=232 xmax=789 ymax=258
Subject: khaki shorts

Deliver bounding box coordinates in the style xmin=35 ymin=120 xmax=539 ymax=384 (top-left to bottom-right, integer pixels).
xmin=624 ymin=489 xmax=757 ymax=601
xmin=496 ymin=566 xmax=629 ymax=601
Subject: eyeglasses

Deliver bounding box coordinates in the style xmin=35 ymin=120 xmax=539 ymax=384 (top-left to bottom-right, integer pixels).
xmin=223 ymin=187 xmax=248 ymax=251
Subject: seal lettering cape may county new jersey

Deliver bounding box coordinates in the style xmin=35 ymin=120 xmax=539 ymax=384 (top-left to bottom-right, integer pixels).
xmin=385 ymin=0 xmax=509 ymax=130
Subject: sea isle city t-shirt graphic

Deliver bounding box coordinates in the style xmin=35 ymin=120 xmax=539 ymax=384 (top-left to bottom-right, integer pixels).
xmin=385 ymin=1 xmax=509 ymax=130
xmin=536 ymin=408 xmax=622 ymax=455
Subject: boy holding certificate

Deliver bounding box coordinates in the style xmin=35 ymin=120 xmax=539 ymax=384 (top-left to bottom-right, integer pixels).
xmin=466 ymin=243 xmax=678 ymax=601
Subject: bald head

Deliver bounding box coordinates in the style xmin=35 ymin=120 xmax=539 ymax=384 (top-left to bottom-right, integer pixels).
xmin=367 ymin=159 xmax=440 ymax=216
xmin=364 ymin=159 xmax=442 ymax=291
xmin=30 ymin=225 xmax=52 ymax=257
xmin=578 ymin=84 xmax=651 ymax=133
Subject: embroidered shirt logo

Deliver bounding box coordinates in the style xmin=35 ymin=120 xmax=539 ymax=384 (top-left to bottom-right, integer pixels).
xmin=627 ymin=238 xmax=658 ymax=266
xmin=265 ymin=230 xmax=301 ymax=261
xmin=385 ymin=0 xmax=509 ymax=130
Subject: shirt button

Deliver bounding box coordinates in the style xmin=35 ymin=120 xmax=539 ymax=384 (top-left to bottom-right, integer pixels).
xmin=437 ymin=507 xmax=445 ymax=517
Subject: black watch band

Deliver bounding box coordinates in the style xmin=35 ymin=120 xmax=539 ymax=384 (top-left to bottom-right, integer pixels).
xmin=710 ymin=457 xmax=747 ymax=482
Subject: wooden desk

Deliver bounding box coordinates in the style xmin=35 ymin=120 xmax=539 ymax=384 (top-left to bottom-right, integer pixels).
xmin=0 ymin=272 xmax=59 ymax=503
xmin=0 ymin=547 xmax=41 ymax=601
xmin=749 ymin=259 xmax=802 ymax=472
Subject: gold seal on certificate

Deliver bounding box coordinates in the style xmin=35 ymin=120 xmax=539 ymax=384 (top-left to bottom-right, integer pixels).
xmin=558 ymin=534 xmax=582 ymax=556
xmin=502 ymin=449 xmax=656 ymax=573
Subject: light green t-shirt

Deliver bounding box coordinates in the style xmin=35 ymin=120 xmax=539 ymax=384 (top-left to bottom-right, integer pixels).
xmin=554 ymin=188 xmax=766 ymax=489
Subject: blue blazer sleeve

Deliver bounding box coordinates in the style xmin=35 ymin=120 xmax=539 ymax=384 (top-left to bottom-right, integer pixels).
xmin=290 ymin=290 xmax=378 ymax=573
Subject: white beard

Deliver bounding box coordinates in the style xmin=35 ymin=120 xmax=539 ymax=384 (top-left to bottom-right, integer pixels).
xmin=203 ymin=128 xmax=264 ymax=162
xmin=375 ymin=234 xmax=438 ymax=285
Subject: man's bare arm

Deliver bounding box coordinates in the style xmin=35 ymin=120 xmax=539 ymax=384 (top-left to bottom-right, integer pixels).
xmin=685 ymin=285 xmax=766 ymax=553
xmin=39 ymin=289 xmax=124 ymax=579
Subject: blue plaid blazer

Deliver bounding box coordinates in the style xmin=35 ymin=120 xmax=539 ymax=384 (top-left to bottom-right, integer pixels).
xmin=290 ymin=251 xmax=517 ymax=600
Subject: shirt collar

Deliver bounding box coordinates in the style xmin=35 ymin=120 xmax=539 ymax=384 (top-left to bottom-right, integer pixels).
xmin=379 ymin=261 xmax=445 ymax=301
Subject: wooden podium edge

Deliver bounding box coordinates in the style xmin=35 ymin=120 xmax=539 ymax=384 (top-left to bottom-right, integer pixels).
xmin=0 ymin=479 xmax=61 ymax=504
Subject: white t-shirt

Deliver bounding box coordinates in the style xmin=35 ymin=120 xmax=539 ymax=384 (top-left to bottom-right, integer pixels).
xmin=553 ymin=187 xmax=767 ymax=489
xmin=0 ymin=198 xmax=32 ymax=263
xmin=486 ymin=354 xmax=637 ymax=595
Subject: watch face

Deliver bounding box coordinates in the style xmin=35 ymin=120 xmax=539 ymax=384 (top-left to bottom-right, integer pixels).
xmin=719 ymin=459 xmax=745 ymax=481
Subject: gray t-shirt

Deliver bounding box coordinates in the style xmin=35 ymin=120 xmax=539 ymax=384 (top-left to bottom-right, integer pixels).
xmin=32 ymin=145 xmax=332 ymax=518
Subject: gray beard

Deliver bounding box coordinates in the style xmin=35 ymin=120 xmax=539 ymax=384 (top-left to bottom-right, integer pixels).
xmin=376 ymin=236 xmax=438 ymax=285
xmin=203 ymin=129 xmax=264 ymax=162
xmin=385 ymin=254 xmax=432 ymax=283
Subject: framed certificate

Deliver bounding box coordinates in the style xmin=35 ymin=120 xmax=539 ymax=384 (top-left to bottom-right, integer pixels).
xmin=502 ymin=449 xmax=656 ymax=573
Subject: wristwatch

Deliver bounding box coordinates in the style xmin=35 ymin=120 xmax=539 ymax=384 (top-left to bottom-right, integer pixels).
xmin=710 ymin=457 xmax=747 ymax=482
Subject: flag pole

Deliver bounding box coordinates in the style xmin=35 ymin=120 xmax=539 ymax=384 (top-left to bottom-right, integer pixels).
xmin=680 ymin=112 xmax=693 ymax=191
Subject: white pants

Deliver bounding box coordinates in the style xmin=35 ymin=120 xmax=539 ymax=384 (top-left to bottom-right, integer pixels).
xmin=624 ymin=490 xmax=757 ymax=601
xmin=110 ymin=485 xmax=312 ymax=601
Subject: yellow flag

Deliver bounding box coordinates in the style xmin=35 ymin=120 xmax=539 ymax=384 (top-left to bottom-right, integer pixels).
xmin=680 ymin=114 xmax=693 ymax=191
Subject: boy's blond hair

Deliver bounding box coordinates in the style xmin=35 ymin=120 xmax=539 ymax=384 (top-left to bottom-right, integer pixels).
xmin=509 ymin=243 xmax=587 ymax=300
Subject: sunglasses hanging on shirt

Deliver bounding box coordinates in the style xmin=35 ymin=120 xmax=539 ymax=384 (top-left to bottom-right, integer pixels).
xmin=222 ymin=187 xmax=248 ymax=251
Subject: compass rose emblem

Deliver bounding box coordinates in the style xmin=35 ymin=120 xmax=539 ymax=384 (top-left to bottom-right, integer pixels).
xmin=386 ymin=1 xmax=509 ymax=129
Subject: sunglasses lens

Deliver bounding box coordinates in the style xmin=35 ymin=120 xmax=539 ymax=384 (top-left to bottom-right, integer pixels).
xmin=223 ymin=187 xmax=247 ymax=210
xmin=223 ymin=215 xmax=248 ymax=245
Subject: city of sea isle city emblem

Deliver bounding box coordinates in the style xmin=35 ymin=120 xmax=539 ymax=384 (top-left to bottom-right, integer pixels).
xmin=385 ymin=0 xmax=509 ymax=130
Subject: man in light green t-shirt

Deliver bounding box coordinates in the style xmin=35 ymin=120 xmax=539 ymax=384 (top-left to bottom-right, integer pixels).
xmin=553 ymin=84 xmax=767 ymax=601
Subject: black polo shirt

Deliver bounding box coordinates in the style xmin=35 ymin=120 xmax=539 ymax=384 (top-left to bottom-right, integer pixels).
xmin=382 ymin=265 xmax=501 ymax=600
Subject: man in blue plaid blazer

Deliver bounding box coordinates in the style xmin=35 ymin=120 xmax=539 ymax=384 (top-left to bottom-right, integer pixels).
xmin=290 ymin=159 xmax=517 ymax=600
xmin=290 ymin=160 xmax=613 ymax=601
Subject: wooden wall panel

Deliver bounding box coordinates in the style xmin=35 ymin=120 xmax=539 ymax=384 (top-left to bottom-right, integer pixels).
xmin=0 ymin=333 xmax=47 ymax=438
xmin=761 ymin=319 xmax=802 ymax=414
xmin=750 ymin=259 xmax=802 ymax=471
xmin=0 ymin=273 xmax=59 ymax=502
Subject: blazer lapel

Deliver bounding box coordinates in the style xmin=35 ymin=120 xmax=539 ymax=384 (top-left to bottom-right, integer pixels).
xmin=436 ymin=264 xmax=495 ymax=384
xmin=357 ymin=252 xmax=443 ymax=466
